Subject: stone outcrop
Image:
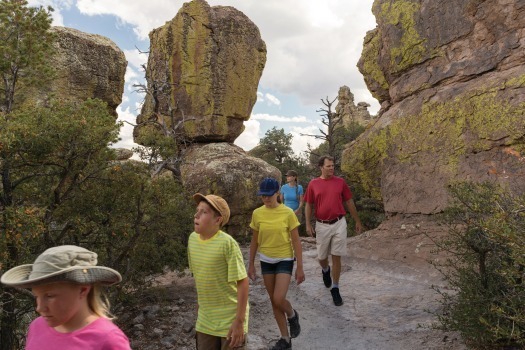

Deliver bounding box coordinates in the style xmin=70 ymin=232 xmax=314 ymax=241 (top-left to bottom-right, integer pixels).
xmin=23 ymin=26 xmax=127 ymax=115
xmin=344 ymin=0 xmax=525 ymax=215
xmin=180 ymin=143 xmax=280 ymax=236
xmin=335 ymin=85 xmax=373 ymax=126
xmin=180 ymin=142 xmax=281 ymax=236
xmin=134 ymin=0 xmax=266 ymax=144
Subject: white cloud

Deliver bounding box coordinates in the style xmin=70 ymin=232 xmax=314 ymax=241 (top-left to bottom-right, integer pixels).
xmin=27 ymin=0 xmax=380 ymax=155
xmin=68 ymin=0 xmax=378 ymax=110
xmin=234 ymin=119 xmax=260 ymax=151
xmin=123 ymin=49 xmax=148 ymax=70
xmin=113 ymin=106 xmax=139 ymax=151
xmin=290 ymin=125 xmax=324 ymax=156
xmin=28 ymin=0 xmax=72 ymax=26
xmin=264 ymin=93 xmax=281 ymax=107
xmin=252 ymin=113 xmax=311 ymax=123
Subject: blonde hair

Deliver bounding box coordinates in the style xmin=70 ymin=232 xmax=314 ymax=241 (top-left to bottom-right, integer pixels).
xmin=87 ymin=284 xmax=115 ymax=320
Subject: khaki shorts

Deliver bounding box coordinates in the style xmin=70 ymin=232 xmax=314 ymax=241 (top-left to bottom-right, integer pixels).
xmin=315 ymin=218 xmax=347 ymax=260
xmin=196 ymin=331 xmax=247 ymax=350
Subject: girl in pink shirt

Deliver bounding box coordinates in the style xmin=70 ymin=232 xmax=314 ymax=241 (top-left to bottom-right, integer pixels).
xmin=1 ymin=245 xmax=131 ymax=350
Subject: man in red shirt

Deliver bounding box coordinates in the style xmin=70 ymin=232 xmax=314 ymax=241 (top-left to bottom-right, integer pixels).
xmin=304 ymin=155 xmax=363 ymax=306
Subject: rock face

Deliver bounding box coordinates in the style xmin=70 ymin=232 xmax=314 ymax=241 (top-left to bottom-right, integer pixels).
xmin=344 ymin=0 xmax=525 ymax=215
xmin=180 ymin=143 xmax=280 ymax=236
xmin=134 ymin=0 xmax=266 ymax=144
xmin=336 ymin=85 xmax=373 ymax=126
xmin=24 ymin=26 xmax=127 ymax=114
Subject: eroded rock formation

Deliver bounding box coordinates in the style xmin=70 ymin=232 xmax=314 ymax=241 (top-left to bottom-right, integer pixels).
xmin=134 ymin=0 xmax=266 ymax=144
xmin=132 ymin=0 xmax=273 ymax=236
xmin=180 ymin=143 xmax=280 ymax=235
xmin=336 ymin=85 xmax=373 ymax=126
xmin=23 ymin=26 xmax=127 ymax=115
xmin=344 ymin=0 xmax=525 ymax=215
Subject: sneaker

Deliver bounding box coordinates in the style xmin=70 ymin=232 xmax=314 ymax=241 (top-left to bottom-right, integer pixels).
xmin=270 ymin=337 xmax=292 ymax=350
xmin=330 ymin=287 xmax=344 ymax=306
xmin=322 ymin=267 xmax=332 ymax=288
xmin=287 ymin=309 xmax=301 ymax=338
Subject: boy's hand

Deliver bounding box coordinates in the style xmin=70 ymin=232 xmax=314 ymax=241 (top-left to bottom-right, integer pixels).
xmin=248 ymin=264 xmax=257 ymax=281
xmin=227 ymin=319 xmax=244 ymax=348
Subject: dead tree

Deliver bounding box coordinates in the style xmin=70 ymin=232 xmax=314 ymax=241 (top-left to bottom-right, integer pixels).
xmin=301 ymin=96 xmax=345 ymax=166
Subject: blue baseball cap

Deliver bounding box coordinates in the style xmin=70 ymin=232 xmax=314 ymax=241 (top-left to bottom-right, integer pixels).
xmin=257 ymin=177 xmax=280 ymax=196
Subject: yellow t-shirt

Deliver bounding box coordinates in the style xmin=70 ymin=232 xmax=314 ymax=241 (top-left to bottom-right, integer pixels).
xmin=250 ymin=204 xmax=300 ymax=259
xmin=187 ymin=230 xmax=249 ymax=337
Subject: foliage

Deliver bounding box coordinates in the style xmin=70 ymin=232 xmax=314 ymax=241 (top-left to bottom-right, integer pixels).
xmin=1 ymin=99 xmax=194 ymax=348
xmin=249 ymin=126 xmax=312 ymax=177
xmin=0 ymin=0 xmax=54 ymax=113
xmin=310 ymin=121 xmax=365 ymax=169
xmin=249 ymin=127 xmax=293 ymax=167
xmin=432 ymin=182 xmax=525 ymax=349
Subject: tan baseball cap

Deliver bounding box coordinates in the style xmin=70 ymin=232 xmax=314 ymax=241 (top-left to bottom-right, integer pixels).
xmin=193 ymin=193 xmax=230 ymax=227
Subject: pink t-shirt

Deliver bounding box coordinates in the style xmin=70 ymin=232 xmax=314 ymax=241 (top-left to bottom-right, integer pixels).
xmin=26 ymin=316 xmax=131 ymax=350
xmin=304 ymin=176 xmax=352 ymax=221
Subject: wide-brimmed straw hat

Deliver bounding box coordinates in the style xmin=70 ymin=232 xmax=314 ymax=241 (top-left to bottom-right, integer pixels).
xmin=1 ymin=245 xmax=122 ymax=289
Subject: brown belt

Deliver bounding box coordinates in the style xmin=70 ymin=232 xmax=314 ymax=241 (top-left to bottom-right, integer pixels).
xmin=317 ymin=215 xmax=344 ymax=225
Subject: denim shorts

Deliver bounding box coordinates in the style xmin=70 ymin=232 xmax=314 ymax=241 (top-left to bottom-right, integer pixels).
xmin=260 ymin=260 xmax=294 ymax=275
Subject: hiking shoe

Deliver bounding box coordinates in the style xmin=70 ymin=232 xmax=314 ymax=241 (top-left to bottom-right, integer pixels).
xmin=331 ymin=287 xmax=344 ymax=306
xmin=322 ymin=267 xmax=332 ymax=288
xmin=270 ymin=337 xmax=292 ymax=350
xmin=288 ymin=309 xmax=301 ymax=338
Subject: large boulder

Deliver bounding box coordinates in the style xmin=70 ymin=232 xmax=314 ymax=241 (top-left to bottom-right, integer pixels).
xmin=344 ymin=0 xmax=525 ymax=214
xmin=180 ymin=143 xmax=280 ymax=236
xmin=134 ymin=0 xmax=267 ymax=144
xmin=22 ymin=26 xmax=127 ymax=115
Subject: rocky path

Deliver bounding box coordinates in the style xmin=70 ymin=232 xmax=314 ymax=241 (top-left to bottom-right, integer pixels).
xmin=125 ymin=225 xmax=467 ymax=350
xmin=247 ymin=237 xmax=466 ymax=350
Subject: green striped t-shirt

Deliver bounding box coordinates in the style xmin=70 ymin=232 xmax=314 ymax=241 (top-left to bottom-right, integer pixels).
xmin=188 ymin=230 xmax=249 ymax=337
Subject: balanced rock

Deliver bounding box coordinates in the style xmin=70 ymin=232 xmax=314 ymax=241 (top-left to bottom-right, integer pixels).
xmin=135 ymin=0 xmax=267 ymax=144
xmin=344 ymin=0 xmax=525 ymax=214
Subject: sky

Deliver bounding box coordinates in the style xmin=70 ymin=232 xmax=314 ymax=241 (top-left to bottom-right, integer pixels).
xmin=28 ymin=0 xmax=379 ymax=157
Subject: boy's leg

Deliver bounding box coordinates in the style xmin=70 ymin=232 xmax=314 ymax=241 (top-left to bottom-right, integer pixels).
xmin=196 ymin=331 xmax=221 ymax=350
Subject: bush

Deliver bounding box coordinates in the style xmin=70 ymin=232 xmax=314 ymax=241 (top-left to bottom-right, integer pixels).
xmin=431 ymin=182 xmax=525 ymax=349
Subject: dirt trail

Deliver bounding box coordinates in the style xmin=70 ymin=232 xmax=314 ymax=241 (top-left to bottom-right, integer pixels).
xmin=246 ymin=237 xmax=466 ymax=350
xmin=126 ymin=221 xmax=467 ymax=350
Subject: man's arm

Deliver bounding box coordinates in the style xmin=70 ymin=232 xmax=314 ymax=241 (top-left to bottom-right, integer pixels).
xmin=305 ymin=202 xmax=315 ymax=237
xmin=345 ymin=198 xmax=363 ymax=234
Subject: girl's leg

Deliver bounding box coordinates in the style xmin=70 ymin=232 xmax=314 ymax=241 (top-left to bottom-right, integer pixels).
xmin=263 ymin=272 xmax=293 ymax=337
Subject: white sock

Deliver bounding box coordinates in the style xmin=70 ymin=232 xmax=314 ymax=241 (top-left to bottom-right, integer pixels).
xmin=282 ymin=336 xmax=291 ymax=343
xmin=332 ymin=282 xmax=339 ymax=289
xmin=287 ymin=309 xmax=295 ymax=319
xmin=322 ymin=266 xmax=330 ymax=273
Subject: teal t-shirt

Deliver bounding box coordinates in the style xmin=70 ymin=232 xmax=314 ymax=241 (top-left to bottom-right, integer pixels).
xmin=280 ymin=184 xmax=303 ymax=211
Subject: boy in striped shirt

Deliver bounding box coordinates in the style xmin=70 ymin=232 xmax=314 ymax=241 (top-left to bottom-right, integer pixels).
xmin=188 ymin=193 xmax=249 ymax=350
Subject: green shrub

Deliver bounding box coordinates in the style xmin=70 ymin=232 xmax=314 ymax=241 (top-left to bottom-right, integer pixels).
xmin=431 ymin=182 xmax=525 ymax=349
